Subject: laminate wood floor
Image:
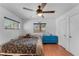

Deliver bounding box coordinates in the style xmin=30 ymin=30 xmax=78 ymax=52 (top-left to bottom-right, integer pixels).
xmin=43 ymin=44 xmax=73 ymax=56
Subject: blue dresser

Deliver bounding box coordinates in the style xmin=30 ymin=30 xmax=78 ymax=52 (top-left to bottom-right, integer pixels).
xmin=42 ymin=35 xmax=58 ymax=44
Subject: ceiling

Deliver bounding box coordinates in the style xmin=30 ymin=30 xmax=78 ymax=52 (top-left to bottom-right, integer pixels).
xmin=0 ymin=3 xmax=78 ymax=21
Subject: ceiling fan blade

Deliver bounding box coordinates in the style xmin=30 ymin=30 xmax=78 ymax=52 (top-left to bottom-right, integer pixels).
xmin=43 ymin=11 xmax=55 ymax=13
xmin=41 ymin=3 xmax=47 ymax=9
xmin=23 ymin=7 xmax=35 ymax=11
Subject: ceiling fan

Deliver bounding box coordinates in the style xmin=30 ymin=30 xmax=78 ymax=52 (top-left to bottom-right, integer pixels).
xmin=23 ymin=3 xmax=55 ymax=18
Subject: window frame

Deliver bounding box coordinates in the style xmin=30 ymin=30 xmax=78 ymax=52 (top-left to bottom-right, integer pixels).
xmin=33 ymin=22 xmax=46 ymax=33
xmin=4 ymin=17 xmax=20 ymax=30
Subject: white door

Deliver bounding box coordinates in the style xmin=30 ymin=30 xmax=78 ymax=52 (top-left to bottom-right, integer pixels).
xmin=59 ymin=18 xmax=69 ymax=50
xmin=69 ymin=14 xmax=79 ymax=55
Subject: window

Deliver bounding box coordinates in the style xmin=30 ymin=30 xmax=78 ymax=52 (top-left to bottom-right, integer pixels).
xmin=33 ymin=23 xmax=46 ymax=33
xmin=4 ymin=17 xmax=20 ymax=29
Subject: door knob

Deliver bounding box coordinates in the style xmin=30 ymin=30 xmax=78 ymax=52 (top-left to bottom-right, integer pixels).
xmin=69 ymin=36 xmax=72 ymax=38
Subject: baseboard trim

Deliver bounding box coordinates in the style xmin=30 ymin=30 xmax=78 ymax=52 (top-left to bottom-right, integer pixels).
xmin=59 ymin=45 xmax=74 ymax=56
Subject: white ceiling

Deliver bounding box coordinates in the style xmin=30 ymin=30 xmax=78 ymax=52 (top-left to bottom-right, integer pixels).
xmin=0 ymin=3 xmax=78 ymax=21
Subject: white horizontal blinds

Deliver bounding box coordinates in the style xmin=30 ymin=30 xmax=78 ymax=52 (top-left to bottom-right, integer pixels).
xmin=4 ymin=17 xmax=20 ymax=29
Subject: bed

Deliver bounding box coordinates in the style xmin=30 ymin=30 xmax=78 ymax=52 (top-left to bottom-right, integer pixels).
xmin=0 ymin=35 xmax=44 ymax=56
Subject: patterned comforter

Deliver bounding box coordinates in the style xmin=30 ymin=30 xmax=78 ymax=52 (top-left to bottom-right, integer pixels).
xmin=1 ymin=37 xmax=43 ymax=55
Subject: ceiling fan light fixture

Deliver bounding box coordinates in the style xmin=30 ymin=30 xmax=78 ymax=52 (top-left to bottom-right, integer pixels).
xmin=37 ymin=13 xmax=43 ymax=16
xmin=36 ymin=8 xmax=43 ymax=16
xmin=23 ymin=3 xmax=55 ymax=18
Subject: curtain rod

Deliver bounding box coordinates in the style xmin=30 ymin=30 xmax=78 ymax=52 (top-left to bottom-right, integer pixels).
xmin=4 ymin=16 xmax=20 ymax=23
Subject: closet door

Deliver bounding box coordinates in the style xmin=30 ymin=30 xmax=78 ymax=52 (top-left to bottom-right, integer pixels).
xmin=69 ymin=14 xmax=79 ymax=55
xmin=59 ymin=18 xmax=69 ymax=50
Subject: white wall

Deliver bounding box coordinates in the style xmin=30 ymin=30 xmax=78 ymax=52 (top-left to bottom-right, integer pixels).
xmin=56 ymin=5 xmax=79 ymax=55
xmin=56 ymin=5 xmax=79 ymax=45
xmin=23 ymin=17 xmax=56 ymax=35
xmin=0 ymin=7 xmax=23 ymax=45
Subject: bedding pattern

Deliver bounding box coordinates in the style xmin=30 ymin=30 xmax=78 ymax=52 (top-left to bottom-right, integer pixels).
xmin=0 ymin=37 xmax=43 ymax=56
